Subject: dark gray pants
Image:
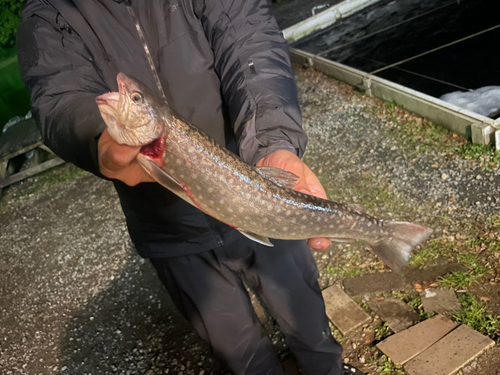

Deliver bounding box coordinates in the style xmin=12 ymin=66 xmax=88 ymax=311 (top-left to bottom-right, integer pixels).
xmin=150 ymin=235 xmax=343 ymax=375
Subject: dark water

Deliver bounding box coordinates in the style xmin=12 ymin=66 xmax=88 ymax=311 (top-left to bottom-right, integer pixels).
xmin=293 ymin=0 xmax=500 ymax=98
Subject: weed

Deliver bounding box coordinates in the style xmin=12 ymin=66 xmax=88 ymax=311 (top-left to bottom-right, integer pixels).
xmin=378 ymin=355 xmax=405 ymax=375
xmin=326 ymin=265 xmax=365 ymax=279
xmin=409 ymin=238 xmax=455 ymax=267
xmin=454 ymin=294 xmax=500 ymax=342
xmin=374 ymin=322 xmax=391 ymax=341
xmin=438 ymin=271 xmax=480 ymax=289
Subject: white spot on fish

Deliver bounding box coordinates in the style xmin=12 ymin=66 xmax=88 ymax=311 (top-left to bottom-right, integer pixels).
xmin=286 ymin=211 xmax=292 ymax=216
xmin=301 ymin=225 xmax=306 ymax=230
xmin=238 ymin=207 xmax=244 ymax=213
xmin=268 ymin=204 xmax=273 ymax=211
xmin=228 ymin=178 xmax=234 ymax=184
xmin=283 ymin=227 xmax=288 ymax=231
xmin=196 ymin=185 xmax=202 ymax=190
xmin=219 ymin=199 xmax=224 ymax=204
xmin=208 ymin=187 xmax=214 ymax=193
xmin=176 ymin=159 xmax=182 ymax=165
xmin=209 ymin=200 xmax=214 ymax=205
xmin=329 ymin=224 xmax=335 ymax=229
xmin=263 ymin=218 xmax=269 ymax=223
xmin=246 ymin=193 xmax=252 ymax=199
xmin=234 ymin=186 xmax=241 ymax=191
xmin=301 ymin=215 xmax=307 ymax=220
xmin=316 ymin=217 xmax=321 ymax=222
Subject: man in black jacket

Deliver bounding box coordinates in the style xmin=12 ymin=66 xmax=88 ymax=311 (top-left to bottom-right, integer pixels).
xmin=17 ymin=1 xmax=363 ymax=374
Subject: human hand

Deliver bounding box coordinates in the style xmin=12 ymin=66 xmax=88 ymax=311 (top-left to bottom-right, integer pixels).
xmin=256 ymin=149 xmax=331 ymax=251
xmin=98 ymin=129 xmax=155 ymax=186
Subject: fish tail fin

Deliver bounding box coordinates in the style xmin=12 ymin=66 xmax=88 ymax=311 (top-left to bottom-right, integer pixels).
xmin=370 ymin=222 xmax=433 ymax=273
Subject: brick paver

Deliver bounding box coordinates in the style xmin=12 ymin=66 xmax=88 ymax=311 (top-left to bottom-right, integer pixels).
xmin=404 ymin=324 xmax=495 ymax=375
xmin=343 ymin=273 xmax=404 ymax=296
xmin=322 ymin=285 xmax=372 ymax=335
xmin=377 ymin=315 xmax=457 ymax=365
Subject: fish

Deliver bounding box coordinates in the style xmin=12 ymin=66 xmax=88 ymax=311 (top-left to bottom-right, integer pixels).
xmin=96 ymin=73 xmax=432 ymax=272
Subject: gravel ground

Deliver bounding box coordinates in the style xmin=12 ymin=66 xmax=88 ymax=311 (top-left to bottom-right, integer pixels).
xmin=1 ymin=67 xmax=499 ymax=374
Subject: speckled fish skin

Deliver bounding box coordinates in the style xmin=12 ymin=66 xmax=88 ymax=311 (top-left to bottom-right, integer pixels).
xmin=96 ymin=73 xmax=433 ymax=272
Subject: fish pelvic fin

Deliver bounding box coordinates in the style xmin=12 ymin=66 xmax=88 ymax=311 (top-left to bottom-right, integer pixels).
xmin=238 ymin=230 xmax=274 ymax=247
xmin=370 ymin=222 xmax=433 ymax=273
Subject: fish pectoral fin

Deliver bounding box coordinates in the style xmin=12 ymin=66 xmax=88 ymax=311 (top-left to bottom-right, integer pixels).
xmin=136 ymin=155 xmax=187 ymax=197
xmin=254 ymin=167 xmax=299 ymax=189
xmin=238 ymin=230 xmax=274 ymax=247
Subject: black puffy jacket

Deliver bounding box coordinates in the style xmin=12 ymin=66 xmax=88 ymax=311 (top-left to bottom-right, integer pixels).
xmin=18 ymin=0 xmax=307 ymax=257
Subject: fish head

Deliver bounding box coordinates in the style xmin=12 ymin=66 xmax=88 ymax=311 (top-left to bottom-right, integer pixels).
xmin=96 ymin=73 xmax=166 ymax=146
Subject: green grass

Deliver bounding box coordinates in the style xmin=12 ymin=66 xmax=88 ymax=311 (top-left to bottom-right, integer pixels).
xmin=409 ymin=238 xmax=456 ymax=267
xmin=438 ymin=271 xmax=480 ymax=289
xmin=454 ymin=293 xmax=500 ymax=342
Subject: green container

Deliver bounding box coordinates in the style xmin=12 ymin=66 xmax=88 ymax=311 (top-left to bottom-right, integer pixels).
xmin=0 ymin=52 xmax=31 ymax=133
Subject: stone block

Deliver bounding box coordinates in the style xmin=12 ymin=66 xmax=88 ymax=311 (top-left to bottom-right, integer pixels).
xmin=368 ymin=297 xmax=420 ymax=333
xmin=322 ymin=285 xmax=372 ymax=335
xmin=403 ymin=261 xmax=466 ymax=283
xmin=377 ymin=315 xmax=457 ymax=365
xmin=405 ymin=324 xmax=495 ymax=375
xmin=421 ymin=287 xmax=461 ymax=314
xmin=343 ymin=272 xmax=404 ymax=296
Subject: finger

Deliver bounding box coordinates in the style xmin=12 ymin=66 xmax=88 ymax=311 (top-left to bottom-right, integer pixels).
xmin=121 ymin=161 xmax=156 ymax=186
xmin=107 ymin=142 xmax=142 ymax=168
xmin=308 ymin=237 xmax=331 ymax=251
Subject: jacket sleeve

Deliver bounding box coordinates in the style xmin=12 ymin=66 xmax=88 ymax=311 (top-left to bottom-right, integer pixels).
xmin=194 ymin=0 xmax=307 ymax=165
xmin=17 ymin=4 xmax=109 ymax=176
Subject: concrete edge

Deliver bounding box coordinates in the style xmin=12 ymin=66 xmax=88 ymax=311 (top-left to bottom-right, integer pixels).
xmin=282 ymin=0 xmax=383 ymax=43
xmin=290 ymin=48 xmax=498 ymax=144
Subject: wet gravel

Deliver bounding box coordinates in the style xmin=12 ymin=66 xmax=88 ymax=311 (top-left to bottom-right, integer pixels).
xmin=1 ymin=67 xmax=499 ymax=374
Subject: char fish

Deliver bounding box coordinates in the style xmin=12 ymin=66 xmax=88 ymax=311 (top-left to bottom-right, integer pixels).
xmin=96 ymin=73 xmax=432 ymax=272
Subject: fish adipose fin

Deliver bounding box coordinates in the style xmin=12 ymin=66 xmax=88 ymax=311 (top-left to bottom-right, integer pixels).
xmin=254 ymin=167 xmax=299 ymax=189
xmin=238 ymin=230 xmax=274 ymax=247
xmin=136 ymin=155 xmax=187 ymax=197
xmin=370 ymin=222 xmax=433 ymax=273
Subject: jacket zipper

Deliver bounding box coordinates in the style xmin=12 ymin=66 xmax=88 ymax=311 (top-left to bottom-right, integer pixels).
xmin=124 ymin=1 xmax=224 ymax=248
xmin=125 ymin=3 xmax=167 ymax=102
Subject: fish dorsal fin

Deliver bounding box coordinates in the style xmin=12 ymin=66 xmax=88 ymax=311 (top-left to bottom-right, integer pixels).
xmin=346 ymin=204 xmax=364 ymax=213
xmin=237 ymin=229 xmax=274 ymax=247
xmin=254 ymin=167 xmax=299 ymax=189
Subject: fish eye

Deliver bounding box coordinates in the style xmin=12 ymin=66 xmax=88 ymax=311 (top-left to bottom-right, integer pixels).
xmin=131 ymin=91 xmax=144 ymax=104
